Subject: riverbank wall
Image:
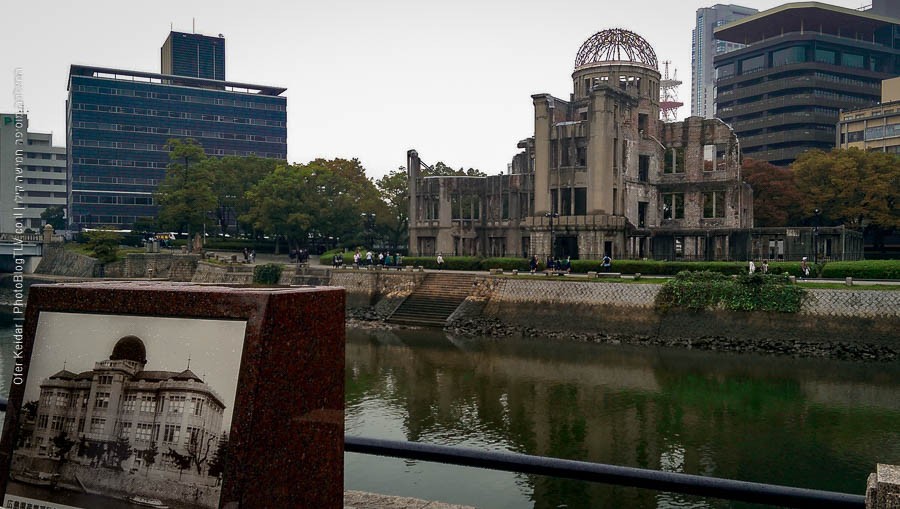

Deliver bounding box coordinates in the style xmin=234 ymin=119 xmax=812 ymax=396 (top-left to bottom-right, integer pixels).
xmin=336 ymin=272 xmax=900 ymax=358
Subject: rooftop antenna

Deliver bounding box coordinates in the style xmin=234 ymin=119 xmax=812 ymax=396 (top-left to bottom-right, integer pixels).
xmin=63 ymin=359 xmax=67 ymax=370
xmin=187 ymin=355 xmax=191 ymax=370
xmin=170 ymin=22 xmax=173 ymax=31
xmin=192 ymin=18 xmax=195 ymax=33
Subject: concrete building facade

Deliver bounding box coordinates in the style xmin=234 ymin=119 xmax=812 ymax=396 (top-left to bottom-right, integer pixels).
xmin=67 ymin=31 xmax=286 ymax=230
xmin=691 ymin=4 xmax=758 ymax=119
xmin=837 ymin=76 xmax=900 ymax=154
xmin=22 ymin=335 xmax=225 ymax=478
xmin=408 ymin=29 xmax=754 ymax=261
xmin=0 ymin=114 xmax=67 ymax=233
xmin=713 ymin=2 xmax=900 ymax=166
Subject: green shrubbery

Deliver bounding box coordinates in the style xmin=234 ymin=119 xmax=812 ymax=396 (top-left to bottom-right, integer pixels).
xmin=655 ymin=271 xmax=806 ymax=313
xmin=253 ymin=263 xmax=283 ymax=285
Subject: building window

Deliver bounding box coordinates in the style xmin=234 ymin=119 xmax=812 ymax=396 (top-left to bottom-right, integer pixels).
xmin=638 ymin=155 xmax=650 ymax=182
xmin=772 ymin=46 xmax=806 ymax=67
xmin=65 ymin=417 xmax=76 ymax=434
xmin=94 ymin=392 xmax=110 ymax=409
xmin=119 ymin=422 xmax=133 ymax=438
xmin=90 ymin=418 xmax=106 ymax=434
xmin=815 ymin=49 xmax=836 ymax=65
xmin=663 ymin=193 xmax=684 ymax=220
xmin=51 ymin=416 xmax=64 ymax=431
xmin=740 ymin=54 xmax=765 ymax=74
xmin=843 ymin=53 xmax=864 ymax=69
xmin=78 ymin=418 xmax=85 ymax=433
xmin=664 ymin=148 xmax=684 ymax=174
xmin=190 ymin=397 xmax=204 ymax=417
xmin=37 ymin=415 xmax=49 ymax=429
xmin=97 ymin=375 xmax=113 ymax=385
xmin=703 ymin=191 xmax=726 ymax=218
xmin=140 ymin=396 xmax=156 ymax=413
xmin=163 ymin=424 xmax=181 ymax=443
xmin=168 ymin=395 xmax=186 ymax=413
xmin=638 ymin=202 xmax=648 ymax=228
xmin=123 ymin=395 xmax=137 ymax=412
xmin=55 ymin=393 xmax=68 ymax=407
xmin=136 ymin=423 xmax=153 ymax=442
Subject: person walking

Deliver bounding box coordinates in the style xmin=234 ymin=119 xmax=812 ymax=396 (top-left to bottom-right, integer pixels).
xmin=800 ymin=257 xmax=810 ymax=278
xmin=762 ymin=260 xmax=769 ymax=274
xmin=436 ymin=252 xmax=445 ymax=270
xmin=601 ymin=254 xmax=612 ymax=273
xmin=749 ymin=260 xmax=756 ymax=274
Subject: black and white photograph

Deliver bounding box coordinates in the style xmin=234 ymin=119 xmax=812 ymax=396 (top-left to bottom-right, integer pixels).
xmin=3 ymin=311 xmax=247 ymax=509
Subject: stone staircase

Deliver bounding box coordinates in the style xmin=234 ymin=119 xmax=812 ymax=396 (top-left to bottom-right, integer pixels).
xmin=387 ymin=272 xmax=476 ymax=327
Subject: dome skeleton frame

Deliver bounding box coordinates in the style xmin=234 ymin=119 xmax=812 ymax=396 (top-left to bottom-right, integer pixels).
xmin=574 ymin=28 xmax=658 ymax=70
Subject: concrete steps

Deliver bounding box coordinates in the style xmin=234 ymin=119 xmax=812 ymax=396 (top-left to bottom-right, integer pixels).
xmin=386 ymin=272 xmax=476 ymax=327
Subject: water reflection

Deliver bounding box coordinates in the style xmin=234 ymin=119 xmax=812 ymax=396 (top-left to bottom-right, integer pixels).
xmin=345 ymin=327 xmax=900 ymax=509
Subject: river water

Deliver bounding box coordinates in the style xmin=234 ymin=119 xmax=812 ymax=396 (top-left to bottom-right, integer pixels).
xmin=1 ymin=321 xmax=898 ymax=508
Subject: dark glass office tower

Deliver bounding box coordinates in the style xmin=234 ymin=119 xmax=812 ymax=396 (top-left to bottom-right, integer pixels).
xmin=66 ymin=65 xmax=287 ymax=228
xmin=161 ymin=31 xmax=226 ymax=81
xmin=713 ymin=3 xmax=900 ymax=166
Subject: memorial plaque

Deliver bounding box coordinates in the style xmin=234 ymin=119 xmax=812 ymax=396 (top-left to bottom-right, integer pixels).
xmin=0 ymin=282 xmax=345 ymax=509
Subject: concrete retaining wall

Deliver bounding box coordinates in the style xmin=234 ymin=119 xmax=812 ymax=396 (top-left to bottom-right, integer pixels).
xmin=331 ymin=269 xmax=424 ymax=310
xmin=34 ymin=245 xmax=97 ymax=277
xmin=477 ymin=278 xmax=900 ymax=345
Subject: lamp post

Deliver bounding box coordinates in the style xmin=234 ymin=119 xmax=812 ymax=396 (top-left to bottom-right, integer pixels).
xmin=361 ymin=213 xmax=376 ymax=250
xmin=813 ymin=208 xmax=821 ymax=265
xmin=545 ymin=212 xmax=559 ymax=259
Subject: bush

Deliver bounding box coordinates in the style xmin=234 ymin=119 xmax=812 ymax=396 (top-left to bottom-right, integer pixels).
xmin=656 ymin=271 xmax=806 ymax=313
xmin=819 ymin=260 xmax=900 ymax=280
xmin=83 ymin=228 xmax=123 ymax=264
xmin=253 ymin=263 xmax=283 ymax=285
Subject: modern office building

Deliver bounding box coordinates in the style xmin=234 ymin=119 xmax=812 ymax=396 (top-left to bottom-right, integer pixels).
xmin=691 ymin=4 xmax=757 ymax=119
xmin=161 ymin=31 xmax=226 ymax=81
xmin=713 ymin=1 xmax=900 ymax=166
xmin=67 ymin=32 xmax=287 ymax=229
xmin=0 ymin=114 xmax=67 ymax=233
xmin=837 ymin=76 xmax=900 ymax=153
xmin=21 ymin=335 xmax=225 ymax=478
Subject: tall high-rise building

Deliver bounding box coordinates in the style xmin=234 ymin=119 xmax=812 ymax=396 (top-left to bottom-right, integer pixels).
xmin=691 ymin=4 xmax=757 ymax=119
xmin=67 ymin=32 xmax=286 ymax=230
xmin=161 ymin=31 xmax=226 ymax=81
xmin=714 ymin=2 xmax=900 ymax=166
xmin=0 ymin=114 xmax=67 ymax=232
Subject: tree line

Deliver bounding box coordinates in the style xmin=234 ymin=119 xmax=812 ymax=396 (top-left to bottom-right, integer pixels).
xmin=743 ymin=148 xmax=898 ymax=248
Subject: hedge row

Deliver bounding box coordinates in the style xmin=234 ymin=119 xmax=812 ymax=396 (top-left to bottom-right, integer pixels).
xmin=392 ymin=257 xmax=900 ymax=280
xmin=656 ymin=271 xmax=806 ymax=313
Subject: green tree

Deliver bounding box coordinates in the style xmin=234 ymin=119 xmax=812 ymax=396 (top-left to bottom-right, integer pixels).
xmin=376 ymin=167 xmax=410 ymax=250
xmin=156 ymin=139 xmax=216 ymax=247
xmin=207 ymin=433 xmax=230 ymax=484
xmin=40 ymin=205 xmax=66 ymax=231
xmin=84 ymin=228 xmax=122 ymax=263
xmin=742 ymin=158 xmax=804 ymax=226
xmin=242 ymin=158 xmax=383 ymax=251
xmin=111 ymin=436 xmax=133 ymax=470
xmin=166 ymin=447 xmax=193 ymax=480
xmin=143 ymin=441 xmax=158 ymax=474
xmin=205 ymin=156 xmax=279 ymax=237
xmin=424 ymin=161 xmax=486 ymax=177
xmin=792 ymin=148 xmax=900 ymax=231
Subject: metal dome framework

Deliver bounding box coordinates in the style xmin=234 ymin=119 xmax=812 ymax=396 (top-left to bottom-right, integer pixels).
xmin=574 ymin=28 xmax=658 ymax=70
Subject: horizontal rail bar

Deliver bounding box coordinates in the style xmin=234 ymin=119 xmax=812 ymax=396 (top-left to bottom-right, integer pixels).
xmin=346 ymin=437 xmax=865 ymax=509
xmin=0 ymin=398 xmax=865 ymax=508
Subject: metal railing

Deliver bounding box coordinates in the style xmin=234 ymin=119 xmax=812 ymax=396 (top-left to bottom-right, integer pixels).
xmin=0 ymin=399 xmax=867 ymax=508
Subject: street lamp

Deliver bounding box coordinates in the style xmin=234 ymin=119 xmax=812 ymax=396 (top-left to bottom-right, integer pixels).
xmin=361 ymin=213 xmax=376 ymax=249
xmin=813 ymin=208 xmax=821 ymax=265
xmin=545 ymin=211 xmax=559 ymax=259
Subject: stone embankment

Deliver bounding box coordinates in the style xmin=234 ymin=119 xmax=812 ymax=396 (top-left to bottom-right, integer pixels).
xmin=341 ymin=272 xmax=900 ymax=362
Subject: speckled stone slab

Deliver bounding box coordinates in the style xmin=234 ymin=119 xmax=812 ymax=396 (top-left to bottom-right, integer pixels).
xmin=0 ymin=281 xmax=345 ymax=508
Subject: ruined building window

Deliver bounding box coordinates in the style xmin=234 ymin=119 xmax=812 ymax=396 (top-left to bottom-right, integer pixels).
xmin=638 ymin=155 xmax=650 ymax=182
xmin=577 ymin=147 xmax=587 ymax=166
xmin=574 ymin=188 xmax=587 ymax=215
xmin=638 ymin=113 xmax=648 ymax=132
xmin=502 ymin=194 xmax=510 ymax=220
xmin=703 ymin=191 xmax=726 ymax=218
xmin=663 ymin=148 xmax=685 ymax=174
xmin=662 ymin=193 xmax=684 ymax=220
xmin=638 ymin=202 xmax=648 ymax=227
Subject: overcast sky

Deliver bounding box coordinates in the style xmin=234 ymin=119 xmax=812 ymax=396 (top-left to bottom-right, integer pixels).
xmin=0 ymin=0 xmax=870 ymax=179
xmin=27 ymin=312 xmax=246 ymax=430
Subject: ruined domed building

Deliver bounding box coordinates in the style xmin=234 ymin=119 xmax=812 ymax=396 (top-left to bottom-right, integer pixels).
xmin=408 ymin=29 xmax=861 ymax=261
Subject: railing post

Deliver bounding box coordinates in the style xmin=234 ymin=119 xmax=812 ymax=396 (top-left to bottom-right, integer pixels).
xmin=866 ymin=464 xmax=900 ymax=509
